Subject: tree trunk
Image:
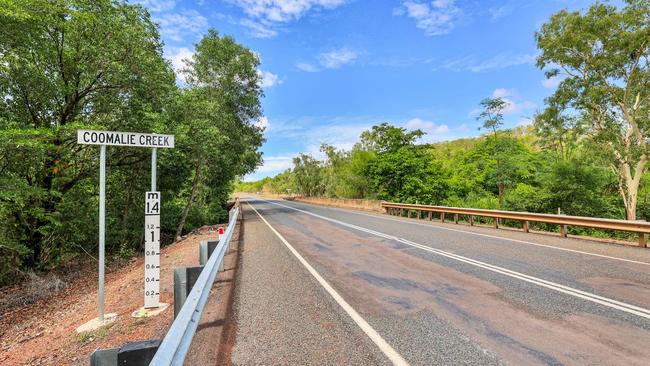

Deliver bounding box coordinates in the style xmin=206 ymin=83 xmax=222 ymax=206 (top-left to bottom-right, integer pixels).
xmin=625 ymin=190 xmax=638 ymax=221
xmin=497 ymin=183 xmax=504 ymax=209
xmin=618 ymin=154 xmax=647 ymax=221
xmin=175 ymin=163 xmax=202 ymax=241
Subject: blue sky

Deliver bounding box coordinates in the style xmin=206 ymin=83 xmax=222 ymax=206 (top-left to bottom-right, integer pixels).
xmin=133 ymin=0 xmax=599 ymax=181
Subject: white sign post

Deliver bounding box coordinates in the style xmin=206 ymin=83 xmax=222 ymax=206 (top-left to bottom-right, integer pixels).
xmin=76 ymin=130 xmax=174 ymax=330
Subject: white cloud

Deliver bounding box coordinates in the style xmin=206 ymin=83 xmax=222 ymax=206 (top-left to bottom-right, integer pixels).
xmin=232 ymin=0 xmax=347 ymax=22
xmin=166 ymin=47 xmax=194 ymax=73
xmin=442 ymin=52 xmax=536 ymax=72
xmin=133 ymin=0 xmax=175 ymax=12
xmin=541 ymin=75 xmax=563 ymax=89
xmin=304 ymin=123 xmax=369 ymax=150
xmin=318 ymin=48 xmax=358 ymax=69
xmin=295 ymin=62 xmax=319 ymax=72
xmin=257 ymin=155 xmax=294 ymax=173
xmin=155 ymin=10 xmax=208 ymax=42
xmin=255 ymin=116 xmax=270 ymax=129
xmin=266 ymin=116 xmax=373 ymax=152
xmin=405 ymin=118 xmax=449 ymax=134
xmin=489 ymin=5 xmax=511 ymax=20
xmin=232 ymin=0 xmax=349 ymax=38
xmin=165 ymin=47 xmax=193 ymax=81
xmin=517 ymin=118 xmax=533 ymax=127
xmin=490 ymin=88 xmax=536 ymax=115
xmin=295 ymin=48 xmax=359 ymax=72
xmin=258 ymin=70 xmax=282 ymax=88
xmin=492 ymin=88 xmax=512 ymax=99
xmin=398 ymin=0 xmax=461 ymax=36
xmin=240 ymin=18 xmax=278 ymax=39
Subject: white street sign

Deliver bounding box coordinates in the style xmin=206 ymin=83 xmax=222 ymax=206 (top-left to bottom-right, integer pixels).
xmin=77 ymin=129 xmax=174 ymax=321
xmin=144 ymin=191 xmax=161 ymax=308
xmin=77 ymin=130 xmax=174 ymax=148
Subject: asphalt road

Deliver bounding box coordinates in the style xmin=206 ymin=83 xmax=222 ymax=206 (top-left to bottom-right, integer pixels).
xmin=232 ymin=197 xmax=650 ymax=365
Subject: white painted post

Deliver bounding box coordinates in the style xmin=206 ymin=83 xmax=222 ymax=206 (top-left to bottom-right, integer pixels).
xmin=151 ymin=147 xmax=157 ymax=191
xmin=144 ymin=191 xmax=161 ymax=308
xmin=98 ymin=144 xmax=106 ymax=321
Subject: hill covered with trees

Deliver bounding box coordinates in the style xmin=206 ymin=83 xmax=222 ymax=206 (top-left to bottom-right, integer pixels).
xmin=239 ymin=1 xmax=650 ymax=238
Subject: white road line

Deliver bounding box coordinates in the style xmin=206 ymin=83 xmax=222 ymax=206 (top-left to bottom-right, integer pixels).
xmin=247 ymin=202 xmax=410 ymax=366
xmin=253 ymin=198 xmax=650 ymax=320
xmin=263 ymin=197 xmax=650 ymax=267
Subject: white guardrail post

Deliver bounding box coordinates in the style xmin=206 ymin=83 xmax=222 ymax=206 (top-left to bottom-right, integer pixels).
xmin=149 ymin=204 xmax=240 ymax=366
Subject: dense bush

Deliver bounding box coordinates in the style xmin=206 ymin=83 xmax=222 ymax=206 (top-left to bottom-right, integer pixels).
xmin=0 ymin=1 xmax=263 ymax=285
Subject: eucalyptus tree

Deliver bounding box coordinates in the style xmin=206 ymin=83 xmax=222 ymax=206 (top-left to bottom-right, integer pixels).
xmin=533 ymin=107 xmax=584 ymax=161
xmin=536 ymin=0 xmax=650 ymax=220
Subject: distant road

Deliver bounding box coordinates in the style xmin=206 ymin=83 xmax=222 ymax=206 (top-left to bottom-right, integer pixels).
xmin=233 ymin=197 xmax=650 ymax=365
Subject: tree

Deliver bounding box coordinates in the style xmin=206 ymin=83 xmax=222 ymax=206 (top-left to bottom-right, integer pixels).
xmin=292 ymin=154 xmax=324 ymax=197
xmin=476 ymin=97 xmax=513 ymax=208
xmin=360 ymin=124 xmax=448 ymax=204
xmin=0 ymin=0 xmax=175 ymax=275
xmin=477 ymin=97 xmax=507 ymax=139
xmin=359 ymin=122 xmax=424 ymax=153
xmin=533 ymin=106 xmax=584 ymax=161
xmin=173 ymin=30 xmax=264 ymax=239
xmin=536 ymin=0 xmax=650 ymax=219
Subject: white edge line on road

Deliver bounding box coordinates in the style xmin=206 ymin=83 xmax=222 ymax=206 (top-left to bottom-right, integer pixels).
xmin=247 ymin=202 xmax=410 ymax=366
xmin=253 ymin=198 xmax=650 ymax=320
xmin=261 ymin=197 xmax=650 ymax=267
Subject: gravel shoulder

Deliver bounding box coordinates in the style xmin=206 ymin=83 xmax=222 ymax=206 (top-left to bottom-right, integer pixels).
xmin=230 ymin=204 xmax=390 ymax=365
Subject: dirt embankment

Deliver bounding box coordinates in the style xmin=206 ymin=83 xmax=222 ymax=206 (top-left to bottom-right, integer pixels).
xmin=236 ymin=193 xmax=384 ymax=212
xmin=0 ymin=225 xmax=231 ymax=366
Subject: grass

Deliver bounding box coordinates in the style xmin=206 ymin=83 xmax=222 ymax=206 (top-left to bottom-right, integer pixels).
xmin=76 ymin=322 xmax=114 ymax=344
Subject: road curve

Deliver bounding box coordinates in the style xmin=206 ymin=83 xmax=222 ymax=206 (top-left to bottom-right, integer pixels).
xmin=234 ymin=197 xmax=650 ymax=365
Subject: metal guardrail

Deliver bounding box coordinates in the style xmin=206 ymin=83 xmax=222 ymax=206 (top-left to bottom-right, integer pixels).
xmin=149 ymin=199 xmax=240 ymax=365
xmin=381 ymin=201 xmax=650 ymax=248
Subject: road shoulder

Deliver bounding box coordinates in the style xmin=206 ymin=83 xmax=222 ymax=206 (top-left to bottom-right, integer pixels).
xmin=230 ymin=204 xmax=391 ymax=365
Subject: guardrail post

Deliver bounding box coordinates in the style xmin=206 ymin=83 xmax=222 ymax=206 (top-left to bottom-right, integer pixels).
xmin=428 ymin=211 xmax=432 ymax=221
xmin=640 ymin=233 xmax=647 ymax=248
xmin=469 ymin=215 xmax=473 ymax=226
xmin=454 ymin=214 xmax=458 ymax=224
xmin=199 ymin=240 xmax=219 ymax=266
xmin=173 ymin=266 xmax=205 ymax=318
xmin=440 ymin=212 xmax=445 ymax=223
xmin=560 ymin=224 xmax=567 ymax=237
xmin=523 ymin=220 xmax=529 ymax=233
xmin=493 ymin=218 xmax=499 ymax=229
xmin=90 ymin=340 xmax=161 ymax=366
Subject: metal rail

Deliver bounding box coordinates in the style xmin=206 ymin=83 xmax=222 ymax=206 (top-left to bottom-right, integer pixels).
xmin=381 ymin=201 xmax=650 ymax=247
xmin=149 ymin=200 xmax=240 ymax=365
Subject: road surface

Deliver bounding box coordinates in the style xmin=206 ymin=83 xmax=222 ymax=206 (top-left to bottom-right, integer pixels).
xmin=230 ymin=197 xmax=650 ymax=365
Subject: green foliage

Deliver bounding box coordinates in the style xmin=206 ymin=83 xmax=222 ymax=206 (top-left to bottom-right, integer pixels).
xmin=535 ymin=0 xmax=650 ymax=219
xmin=0 ymin=1 xmax=263 ymax=285
xmin=242 ymin=119 xmax=641 ymax=237
xmin=477 ymin=97 xmax=506 ymax=136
